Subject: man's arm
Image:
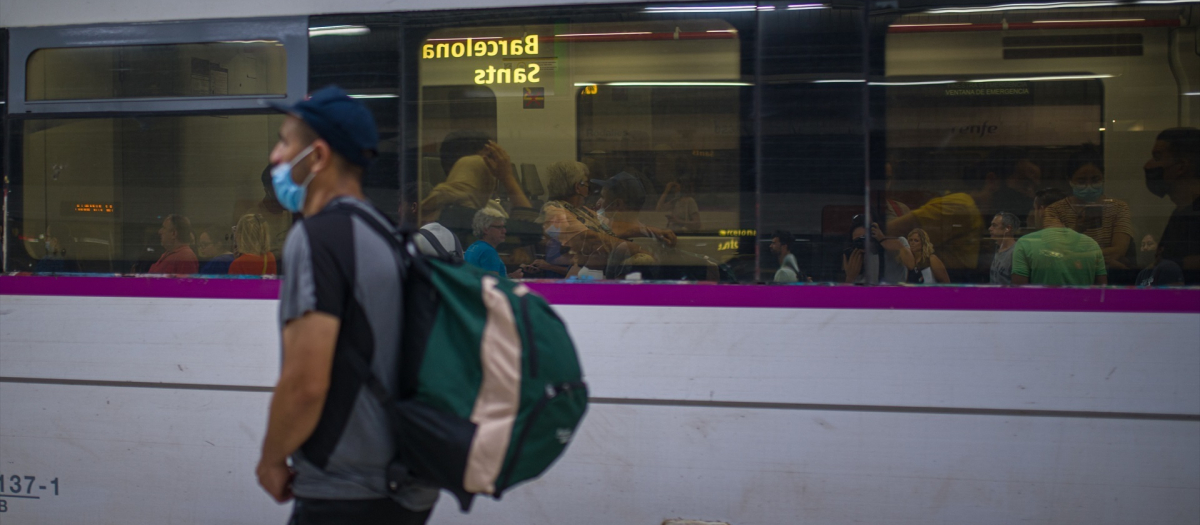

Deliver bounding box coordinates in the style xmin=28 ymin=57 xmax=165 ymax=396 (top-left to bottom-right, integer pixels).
xmin=481 ymin=142 xmax=533 ymax=209
xmin=1010 ymin=239 xmax=1030 ymax=285
xmin=257 ymin=311 xmax=340 ymax=502
xmin=886 ymin=211 xmax=920 ymax=238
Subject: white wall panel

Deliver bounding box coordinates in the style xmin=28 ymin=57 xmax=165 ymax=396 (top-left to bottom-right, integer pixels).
xmin=564 ymin=305 xmax=1200 ymax=415
xmin=0 ymin=382 xmax=290 ymax=524
xmin=2 ymin=382 xmax=1196 ymax=525
xmin=440 ymin=404 xmax=1199 ymax=525
xmin=1 ymin=296 xmax=281 ymax=387
xmin=4 ymin=296 xmax=1197 ymax=415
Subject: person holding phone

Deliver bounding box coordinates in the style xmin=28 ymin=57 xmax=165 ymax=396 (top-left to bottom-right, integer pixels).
xmin=656 ymin=177 xmax=701 ymax=233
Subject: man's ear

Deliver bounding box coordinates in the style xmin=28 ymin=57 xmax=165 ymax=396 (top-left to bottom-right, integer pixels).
xmin=309 ymin=139 xmax=333 ymax=174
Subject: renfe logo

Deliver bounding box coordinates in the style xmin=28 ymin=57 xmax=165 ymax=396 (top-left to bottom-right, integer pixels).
xmin=950 ymin=121 xmax=1000 ymax=138
xmin=422 ymin=35 xmax=542 ymax=85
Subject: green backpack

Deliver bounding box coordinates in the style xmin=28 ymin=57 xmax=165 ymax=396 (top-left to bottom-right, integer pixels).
xmin=344 ymin=206 xmax=588 ymax=511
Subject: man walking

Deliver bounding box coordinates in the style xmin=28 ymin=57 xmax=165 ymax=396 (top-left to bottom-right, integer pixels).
xmin=256 ymin=86 xmax=437 ymax=523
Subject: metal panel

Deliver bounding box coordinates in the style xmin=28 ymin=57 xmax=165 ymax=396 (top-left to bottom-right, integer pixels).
xmin=7 ymin=17 xmax=308 ymax=114
xmin=0 ymin=296 xmax=280 ymax=387
xmin=2 ymin=296 xmax=1198 ymax=415
xmin=1 ymin=383 xmax=1196 ymax=525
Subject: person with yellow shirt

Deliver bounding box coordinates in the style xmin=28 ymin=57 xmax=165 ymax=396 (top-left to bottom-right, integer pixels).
xmin=886 ymin=156 xmax=1013 ymax=271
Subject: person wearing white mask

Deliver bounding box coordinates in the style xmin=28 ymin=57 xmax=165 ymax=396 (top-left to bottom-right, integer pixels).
xmin=1043 ymin=144 xmax=1133 ymax=269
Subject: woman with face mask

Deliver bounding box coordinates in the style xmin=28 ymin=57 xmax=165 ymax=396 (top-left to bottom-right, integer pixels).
xmin=1043 ymin=144 xmax=1133 ymax=269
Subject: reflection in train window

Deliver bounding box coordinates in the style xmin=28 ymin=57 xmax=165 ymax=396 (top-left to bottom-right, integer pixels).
xmin=26 ymin=42 xmax=287 ymax=101
xmin=874 ymin=2 xmax=1200 ymax=286
xmin=415 ymin=18 xmax=746 ymax=282
xmin=8 ymin=114 xmax=286 ymax=275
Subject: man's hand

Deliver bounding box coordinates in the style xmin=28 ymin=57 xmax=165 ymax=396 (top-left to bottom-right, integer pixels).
xmin=870 ymin=223 xmax=886 ymax=242
xmin=651 ymin=227 xmax=677 ymax=247
xmin=256 ymin=458 xmax=294 ymax=503
xmin=480 ymin=142 xmax=514 ymax=181
xmin=843 ymin=249 xmax=864 ymax=283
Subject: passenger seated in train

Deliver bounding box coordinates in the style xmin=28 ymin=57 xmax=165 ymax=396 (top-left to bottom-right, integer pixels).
xmin=400 ymin=182 xmax=463 ymax=260
xmin=988 ymin=212 xmax=1019 ymax=285
xmin=240 ymin=165 xmax=294 ymax=262
xmin=1042 ymin=144 xmax=1133 ymax=270
xmin=769 ymin=230 xmax=804 ymax=283
xmin=228 ymin=214 xmax=276 ymax=276
xmin=33 ymin=224 xmax=80 ymax=273
xmin=842 ymin=215 xmax=914 ymax=284
xmin=196 ymin=224 xmax=235 ymax=275
xmin=984 ymin=149 xmax=1042 ymax=226
xmin=525 ymin=235 xmax=572 ymax=278
xmin=539 ymin=161 xmax=649 ymax=279
xmin=1143 ymin=127 xmax=1200 ymax=284
xmin=4 ymin=221 xmax=36 ymax=272
xmin=464 ymin=207 xmax=523 ymax=279
xmin=657 ymin=176 xmax=701 ymax=233
xmin=147 ymin=214 xmax=199 ymax=274
xmin=902 ymin=228 xmax=949 ymax=284
xmin=594 ymin=172 xmax=676 ymax=246
xmin=886 ymin=153 xmax=1009 ymax=273
xmin=419 ymin=132 xmax=532 ymax=225
xmin=1011 ymin=188 xmax=1106 ymax=286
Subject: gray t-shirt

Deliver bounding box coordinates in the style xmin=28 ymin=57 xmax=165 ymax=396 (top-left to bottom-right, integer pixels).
xmin=279 ymin=196 xmax=437 ymax=510
xmin=991 ymin=243 xmax=1015 ymax=285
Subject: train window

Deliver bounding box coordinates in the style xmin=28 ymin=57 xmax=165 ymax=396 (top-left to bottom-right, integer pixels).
xmin=25 ymin=41 xmax=287 ymax=101
xmin=757 ymin=3 xmax=868 ymax=284
xmin=6 ymin=114 xmax=286 ymax=275
xmin=309 ymin=14 xmax=403 ymax=220
xmin=871 ymin=1 xmax=1200 ymax=286
xmin=409 ymin=8 xmax=755 ymax=282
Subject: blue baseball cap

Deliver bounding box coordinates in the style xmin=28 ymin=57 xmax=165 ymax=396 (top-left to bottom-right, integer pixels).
xmin=267 ymin=85 xmax=378 ymax=168
xmin=591 ymin=171 xmax=647 ymax=208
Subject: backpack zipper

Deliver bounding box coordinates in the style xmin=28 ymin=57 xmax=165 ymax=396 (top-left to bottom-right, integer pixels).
xmin=494 ymin=381 xmax=586 ymax=495
xmin=520 ymin=294 xmax=539 ymax=378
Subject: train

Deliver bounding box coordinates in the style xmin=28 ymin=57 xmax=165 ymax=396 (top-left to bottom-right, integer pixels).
xmin=2 ymin=1 xmax=1198 ymax=524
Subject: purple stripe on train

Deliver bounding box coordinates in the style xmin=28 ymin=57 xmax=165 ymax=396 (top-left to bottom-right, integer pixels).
xmin=3 ymin=275 xmax=1198 ymax=313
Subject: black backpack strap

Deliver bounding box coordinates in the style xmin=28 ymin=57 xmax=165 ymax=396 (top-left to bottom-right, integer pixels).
xmin=329 ymin=202 xmax=417 ymax=404
xmin=418 ymin=228 xmax=451 ymax=259
xmin=450 ymin=230 xmax=464 ymax=261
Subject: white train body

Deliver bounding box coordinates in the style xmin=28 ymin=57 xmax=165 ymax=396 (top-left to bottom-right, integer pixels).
xmin=2 ymin=1 xmax=1199 ymax=524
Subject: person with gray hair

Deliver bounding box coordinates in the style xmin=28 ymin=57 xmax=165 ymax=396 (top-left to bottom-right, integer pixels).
xmin=544 ymin=160 xmax=590 ymax=202
xmin=988 ymin=211 xmax=1020 ymax=285
xmin=465 ymin=207 xmax=523 ymax=278
xmin=539 ymin=161 xmax=650 ymax=277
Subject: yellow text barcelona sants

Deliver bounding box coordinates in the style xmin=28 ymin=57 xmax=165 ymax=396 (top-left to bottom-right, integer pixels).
xmin=423 ymin=35 xmax=541 ymax=85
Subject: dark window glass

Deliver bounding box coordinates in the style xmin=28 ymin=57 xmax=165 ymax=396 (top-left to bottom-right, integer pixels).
xmin=758 ymin=4 xmax=867 ymax=284
xmin=309 ymin=15 xmax=402 ymax=220
xmin=26 ymin=42 xmax=287 ymax=101
xmin=7 ymin=114 xmax=285 ymax=275
xmin=405 ymin=6 xmax=757 ymax=282
xmin=872 ymin=2 xmax=1200 ymax=286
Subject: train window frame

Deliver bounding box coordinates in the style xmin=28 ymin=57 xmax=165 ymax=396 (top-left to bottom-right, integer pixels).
xmin=398 ymin=2 xmax=762 ymax=283
xmin=3 ymin=17 xmax=309 ymax=276
xmin=864 ymin=0 xmax=1200 ymax=287
xmin=7 ymin=17 xmax=310 ymax=114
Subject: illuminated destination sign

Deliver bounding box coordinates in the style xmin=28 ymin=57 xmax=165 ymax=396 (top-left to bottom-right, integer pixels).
xmin=72 ymin=203 xmax=115 ymax=214
xmin=422 ymin=35 xmax=542 ymax=85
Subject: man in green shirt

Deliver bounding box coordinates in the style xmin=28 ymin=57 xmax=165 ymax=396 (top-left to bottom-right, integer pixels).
xmin=1011 ymin=188 xmax=1107 ymax=286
